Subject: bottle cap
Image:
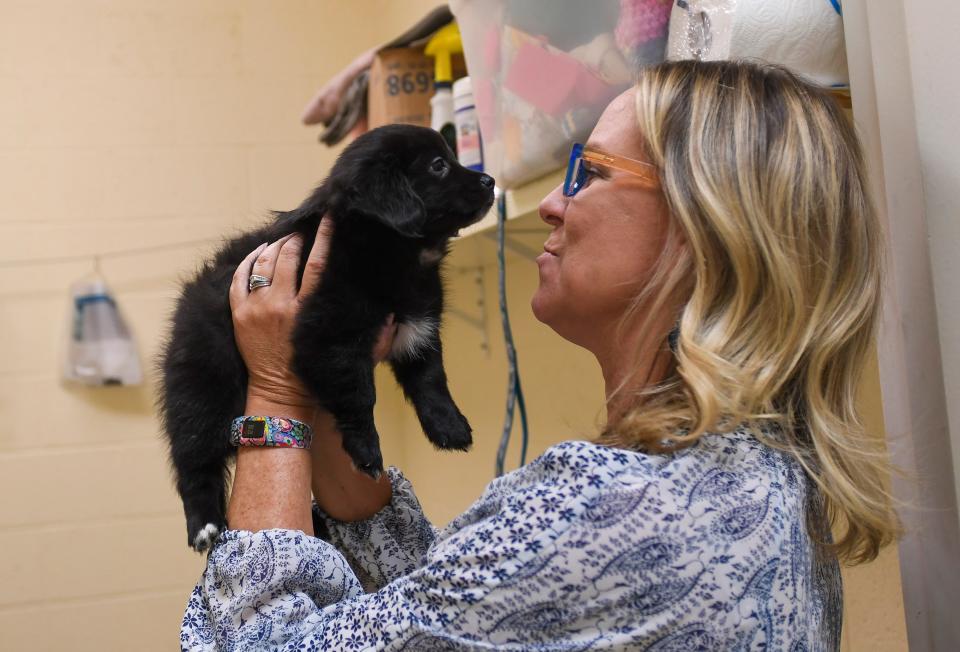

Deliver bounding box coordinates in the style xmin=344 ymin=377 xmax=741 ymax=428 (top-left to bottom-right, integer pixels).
xmin=424 ymin=22 xmax=463 ymax=85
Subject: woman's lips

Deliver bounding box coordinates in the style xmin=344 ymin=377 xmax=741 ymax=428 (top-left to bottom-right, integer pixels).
xmin=537 ymin=248 xmax=558 ymax=265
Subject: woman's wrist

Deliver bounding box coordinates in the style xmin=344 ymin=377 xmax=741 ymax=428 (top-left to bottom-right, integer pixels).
xmin=237 ymin=392 xmax=392 ymax=524
xmin=243 ymin=392 xmax=319 ymax=427
xmin=225 ymin=389 xmax=318 ymax=535
xmin=310 ymin=410 xmax=393 ymax=522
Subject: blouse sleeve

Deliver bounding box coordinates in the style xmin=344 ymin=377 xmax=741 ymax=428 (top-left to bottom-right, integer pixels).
xmin=310 ymin=466 xmax=439 ymax=592
xmin=180 ymin=451 xmax=620 ymax=651
xmin=181 ymin=437 xmax=830 ymax=651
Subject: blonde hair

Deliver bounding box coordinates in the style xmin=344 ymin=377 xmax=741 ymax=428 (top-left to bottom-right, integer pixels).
xmin=594 ymin=60 xmax=902 ymax=565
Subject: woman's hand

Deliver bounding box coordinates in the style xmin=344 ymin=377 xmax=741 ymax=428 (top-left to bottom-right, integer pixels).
xmin=230 ymin=232 xmax=311 ymax=410
xmin=229 ymin=218 xmax=397 ymax=412
xmin=226 ymin=217 xmax=398 ymax=532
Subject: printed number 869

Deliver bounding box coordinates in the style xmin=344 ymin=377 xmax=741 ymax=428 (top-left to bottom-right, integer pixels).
xmin=386 ymin=72 xmax=432 ymax=96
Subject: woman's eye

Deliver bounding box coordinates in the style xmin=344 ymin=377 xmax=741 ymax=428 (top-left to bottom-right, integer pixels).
xmin=429 ymin=157 xmax=450 ymax=178
xmin=581 ymin=163 xmax=603 ymax=185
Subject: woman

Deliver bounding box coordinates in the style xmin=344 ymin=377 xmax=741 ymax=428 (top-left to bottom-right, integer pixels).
xmin=181 ymin=61 xmax=901 ymax=650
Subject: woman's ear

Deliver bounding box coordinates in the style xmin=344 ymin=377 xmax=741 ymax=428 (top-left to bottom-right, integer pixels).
xmin=351 ymin=168 xmax=426 ymax=237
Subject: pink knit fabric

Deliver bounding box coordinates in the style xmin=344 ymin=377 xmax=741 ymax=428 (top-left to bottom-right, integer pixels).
xmin=615 ymin=0 xmax=673 ymax=50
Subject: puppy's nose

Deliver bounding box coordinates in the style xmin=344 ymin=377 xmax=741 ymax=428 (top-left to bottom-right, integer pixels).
xmin=478 ymin=174 xmax=494 ymax=189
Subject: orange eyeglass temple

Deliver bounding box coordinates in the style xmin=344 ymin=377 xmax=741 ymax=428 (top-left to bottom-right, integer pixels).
xmin=582 ymin=147 xmax=660 ymax=187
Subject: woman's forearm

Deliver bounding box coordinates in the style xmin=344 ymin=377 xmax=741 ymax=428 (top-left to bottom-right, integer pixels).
xmin=310 ymin=410 xmax=393 ymax=522
xmin=225 ymin=397 xmax=316 ymax=535
xmin=225 ymin=397 xmax=392 ymax=532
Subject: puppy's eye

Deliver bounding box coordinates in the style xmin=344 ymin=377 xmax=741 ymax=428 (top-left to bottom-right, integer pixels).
xmin=428 ymin=157 xmax=450 ymax=178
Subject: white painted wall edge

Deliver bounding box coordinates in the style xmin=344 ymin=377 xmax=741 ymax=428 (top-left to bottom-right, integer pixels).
xmin=844 ymin=1 xmax=960 ymax=649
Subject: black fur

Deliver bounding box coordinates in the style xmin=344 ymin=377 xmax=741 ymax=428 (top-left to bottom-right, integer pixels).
xmin=158 ymin=125 xmax=495 ymax=551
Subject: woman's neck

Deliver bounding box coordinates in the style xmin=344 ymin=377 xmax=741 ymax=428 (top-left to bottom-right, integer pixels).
xmin=593 ymin=314 xmax=676 ymax=425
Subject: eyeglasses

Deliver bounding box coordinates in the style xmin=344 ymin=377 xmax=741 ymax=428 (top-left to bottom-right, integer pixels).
xmin=563 ymin=142 xmax=659 ymax=197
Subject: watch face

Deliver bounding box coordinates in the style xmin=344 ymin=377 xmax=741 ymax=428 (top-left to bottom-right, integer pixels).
xmin=242 ymin=420 xmax=266 ymax=438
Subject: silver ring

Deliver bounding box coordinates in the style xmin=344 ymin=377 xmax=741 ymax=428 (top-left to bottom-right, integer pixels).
xmin=248 ymin=274 xmax=272 ymax=292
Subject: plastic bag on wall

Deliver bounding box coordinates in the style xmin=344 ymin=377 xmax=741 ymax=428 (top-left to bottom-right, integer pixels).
xmin=62 ymin=279 xmax=143 ymax=387
xmin=451 ymin=0 xmax=672 ymax=189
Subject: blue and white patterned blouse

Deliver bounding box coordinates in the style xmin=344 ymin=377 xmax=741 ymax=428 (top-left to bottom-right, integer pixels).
xmin=181 ymin=426 xmax=842 ymax=650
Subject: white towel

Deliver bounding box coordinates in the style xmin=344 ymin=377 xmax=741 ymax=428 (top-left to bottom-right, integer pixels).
xmin=667 ymin=0 xmax=848 ymax=86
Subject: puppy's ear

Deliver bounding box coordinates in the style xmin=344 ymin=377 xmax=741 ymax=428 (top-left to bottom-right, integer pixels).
xmin=278 ymin=184 xmax=329 ymax=230
xmin=352 ymin=167 xmax=426 ymax=237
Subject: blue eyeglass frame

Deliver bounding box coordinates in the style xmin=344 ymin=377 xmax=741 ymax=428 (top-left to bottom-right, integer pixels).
xmin=563 ymin=142 xmax=659 ymax=197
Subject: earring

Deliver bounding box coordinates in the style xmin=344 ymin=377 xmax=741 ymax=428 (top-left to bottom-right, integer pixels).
xmin=667 ymin=324 xmax=680 ymax=354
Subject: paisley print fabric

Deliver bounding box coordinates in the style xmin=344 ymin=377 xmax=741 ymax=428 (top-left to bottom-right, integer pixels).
xmin=181 ymin=426 xmax=842 ymax=650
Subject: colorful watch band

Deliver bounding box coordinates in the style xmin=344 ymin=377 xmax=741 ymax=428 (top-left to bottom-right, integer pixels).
xmin=230 ymin=415 xmax=313 ymax=449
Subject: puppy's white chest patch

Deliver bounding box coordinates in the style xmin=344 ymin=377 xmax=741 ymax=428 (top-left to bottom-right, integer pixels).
xmin=390 ymin=318 xmax=438 ymax=361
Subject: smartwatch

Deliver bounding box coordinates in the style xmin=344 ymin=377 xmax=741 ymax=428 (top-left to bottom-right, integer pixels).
xmin=230 ymin=415 xmax=312 ymax=449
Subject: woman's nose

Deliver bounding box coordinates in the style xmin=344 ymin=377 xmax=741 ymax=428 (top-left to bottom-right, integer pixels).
xmin=538 ymin=183 xmax=565 ymax=227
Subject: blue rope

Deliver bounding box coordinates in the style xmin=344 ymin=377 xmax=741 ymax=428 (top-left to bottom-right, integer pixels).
xmin=494 ymin=193 xmax=529 ymax=476
xmin=828 ymin=0 xmax=842 ymax=16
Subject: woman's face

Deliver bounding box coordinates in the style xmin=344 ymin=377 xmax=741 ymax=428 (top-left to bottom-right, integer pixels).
xmin=532 ymin=90 xmax=673 ymax=349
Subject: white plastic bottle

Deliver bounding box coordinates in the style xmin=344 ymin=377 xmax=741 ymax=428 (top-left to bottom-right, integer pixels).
xmin=430 ymin=83 xmax=456 ymax=155
xmin=452 ymin=76 xmax=483 ymax=172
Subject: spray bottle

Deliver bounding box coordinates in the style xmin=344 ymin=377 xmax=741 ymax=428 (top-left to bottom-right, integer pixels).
xmin=424 ymin=22 xmax=463 ymax=156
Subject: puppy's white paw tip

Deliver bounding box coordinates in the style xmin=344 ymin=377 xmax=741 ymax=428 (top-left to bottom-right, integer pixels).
xmin=193 ymin=523 xmax=220 ymax=551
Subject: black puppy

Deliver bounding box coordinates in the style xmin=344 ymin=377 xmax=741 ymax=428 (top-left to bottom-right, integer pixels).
xmin=159 ymin=124 xmax=495 ymax=551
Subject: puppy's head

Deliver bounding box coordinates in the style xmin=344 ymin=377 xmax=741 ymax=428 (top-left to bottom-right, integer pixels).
xmin=327 ymin=124 xmax=495 ymax=239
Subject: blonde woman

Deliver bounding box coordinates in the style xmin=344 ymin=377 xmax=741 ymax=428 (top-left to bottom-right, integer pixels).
xmin=181 ymin=61 xmax=900 ymax=650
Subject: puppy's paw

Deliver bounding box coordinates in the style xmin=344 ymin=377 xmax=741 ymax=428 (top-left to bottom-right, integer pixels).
xmin=340 ymin=428 xmax=385 ymax=480
xmin=357 ymin=462 xmax=384 ymax=481
xmin=350 ymin=448 xmax=385 ymax=480
xmin=190 ymin=522 xmax=222 ymax=553
xmin=423 ymin=409 xmax=473 ymax=451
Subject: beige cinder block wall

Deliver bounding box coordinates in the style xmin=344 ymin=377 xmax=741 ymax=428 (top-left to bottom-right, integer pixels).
xmin=0 ymin=1 xmax=436 ymax=650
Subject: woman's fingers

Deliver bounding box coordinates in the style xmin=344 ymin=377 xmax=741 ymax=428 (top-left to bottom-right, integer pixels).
xmin=229 ymin=242 xmax=268 ymax=311
xmin=298 ymin=217 xmax=334 ymax=300
xmin=249 ymin=234 xmax=294 ymax=297
xmin=270 ymin=234 xmax=305 ymax=299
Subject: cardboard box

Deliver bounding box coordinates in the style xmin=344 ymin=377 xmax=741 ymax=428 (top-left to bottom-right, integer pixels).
xmin=367 ymin=47 xmax=434 ymax=129
xmin=367 ymin=47 xmax=469 ymax=129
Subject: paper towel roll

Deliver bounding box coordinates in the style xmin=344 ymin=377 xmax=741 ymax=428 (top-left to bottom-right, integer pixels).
xmin=666 ymin=0 xmax=848 ymax=86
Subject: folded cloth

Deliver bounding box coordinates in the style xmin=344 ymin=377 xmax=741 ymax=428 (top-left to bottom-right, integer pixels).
xmin=319 ymin=69 xmax=369 ymax=146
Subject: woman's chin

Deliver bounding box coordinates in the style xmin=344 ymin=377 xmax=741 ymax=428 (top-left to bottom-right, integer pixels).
xmin=530 ymin=288 xmax=555 ymax=325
